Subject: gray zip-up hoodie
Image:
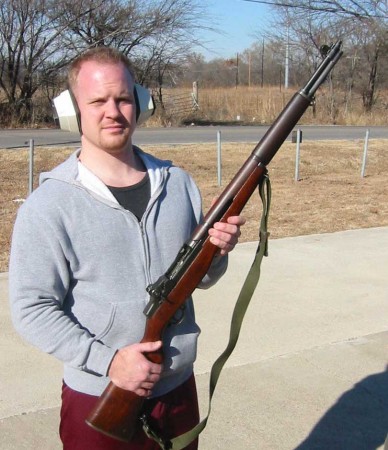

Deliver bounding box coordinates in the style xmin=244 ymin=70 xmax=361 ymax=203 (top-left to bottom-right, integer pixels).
xmin=9 ymin=148 xmax=227 ymax=397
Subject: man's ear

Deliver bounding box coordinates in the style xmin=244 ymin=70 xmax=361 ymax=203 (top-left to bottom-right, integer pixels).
xmin=52 ymin=89 xmax=82 ymax=134
xmin=134 ymin=84 xmax=155 ymax=126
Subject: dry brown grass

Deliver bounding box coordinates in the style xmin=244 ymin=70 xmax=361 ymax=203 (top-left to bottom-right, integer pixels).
xmin=149 ymin=86 xmax=388 ymax=126
xmin=1 ymin=139 xmax=388 ymax=272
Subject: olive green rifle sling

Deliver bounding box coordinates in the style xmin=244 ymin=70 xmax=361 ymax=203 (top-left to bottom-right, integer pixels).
xmin=142 ymin=173 xmax=272 ymax=450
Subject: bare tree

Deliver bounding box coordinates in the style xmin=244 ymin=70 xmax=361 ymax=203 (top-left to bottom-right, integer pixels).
xmin=0 ymin=0 xmax=214 ymax=126
xmin=0 ymin=0 xmax=100 ymax=125
xmin=56 ymin=0 xmax=214 ymax=124
xmin=243 ymin=0 xmax=387 ymax=20
xmin=245 ymin=0 xmax=388 ymax=112
xmin=56 ymin=0 xmax=212 ymax=80
xmin=56 ymin=0 xmax=158 ymax=51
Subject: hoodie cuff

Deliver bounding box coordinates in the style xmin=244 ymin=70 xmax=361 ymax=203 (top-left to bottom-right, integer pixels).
xmin=85 ymin=340 xmax=118 ymax=376
xmin=198 ymin=254 xmax=228 ymax=289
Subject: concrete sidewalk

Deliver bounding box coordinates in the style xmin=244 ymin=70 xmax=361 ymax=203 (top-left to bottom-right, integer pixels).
xmin=1 ymin=227 xmax=388 ymax=449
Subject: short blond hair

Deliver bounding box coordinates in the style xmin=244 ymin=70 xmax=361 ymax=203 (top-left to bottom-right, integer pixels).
xmin=68 ymin=47 xmax=135 ymax=91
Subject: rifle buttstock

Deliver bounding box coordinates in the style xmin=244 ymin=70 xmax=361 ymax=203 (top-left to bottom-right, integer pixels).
xmin=86 ymin=382 xmax=144 ymax=442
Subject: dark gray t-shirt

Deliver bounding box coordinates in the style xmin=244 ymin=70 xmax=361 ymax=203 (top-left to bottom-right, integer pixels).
xmin=107 ymin=173 xmax=151 ymax=220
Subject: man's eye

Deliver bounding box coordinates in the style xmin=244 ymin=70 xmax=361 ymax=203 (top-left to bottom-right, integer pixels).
xmin=121 ymin=98 xmax=134 ymax=104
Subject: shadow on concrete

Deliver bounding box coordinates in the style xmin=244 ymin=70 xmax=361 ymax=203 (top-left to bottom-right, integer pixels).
xmin=294 ymin=366 xmax=388 ymax=450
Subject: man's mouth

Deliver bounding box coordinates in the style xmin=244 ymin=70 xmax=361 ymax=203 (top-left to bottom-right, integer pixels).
xmin=103 ymin=124 xmax=126 ymax=132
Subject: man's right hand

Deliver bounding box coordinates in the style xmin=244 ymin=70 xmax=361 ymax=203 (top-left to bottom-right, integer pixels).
xmin=108 ymin=341 xmax=163 ymax=397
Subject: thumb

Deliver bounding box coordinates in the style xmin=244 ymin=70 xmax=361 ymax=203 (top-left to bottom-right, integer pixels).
xmin=138 ymin=340 xmax=163 ymax=353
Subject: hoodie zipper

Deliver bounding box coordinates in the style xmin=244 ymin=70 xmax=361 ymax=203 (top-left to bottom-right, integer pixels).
xmin=73 ymin=152 xmax=170 ymax=291
xmin=139 ymin=172 xmax=167 ymax=290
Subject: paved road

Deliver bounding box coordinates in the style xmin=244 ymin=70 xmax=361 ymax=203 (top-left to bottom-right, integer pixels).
xmin=1 ymin=125 xmax=387 ymax=149
xmin=1 ymin=227 xmax=388 ymax=449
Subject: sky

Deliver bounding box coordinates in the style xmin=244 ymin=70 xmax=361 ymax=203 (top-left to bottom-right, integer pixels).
xmin=197 ymin=0 xmax=272 ymax=60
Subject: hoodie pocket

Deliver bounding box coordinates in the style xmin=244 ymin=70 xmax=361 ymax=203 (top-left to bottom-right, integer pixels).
xmin=92 ymin=300 xmax=147 ymax=349
xmin=93 ymin=303 xmax=117 ymax=341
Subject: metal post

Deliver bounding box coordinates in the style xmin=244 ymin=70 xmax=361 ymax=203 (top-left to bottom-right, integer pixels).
xmin=28 ymin=139 xmax=34 ymax=195
xmin=217 ymin=131 xmax=222 ymax=186
xmin=294 ymin=129 xmax=301 ymax=181
xmin=285 ymin=26 xmax=289 ymax=89
xmin=192 ymin=81 xmax=198 ymax=107
xmin=361 ymin=129 xmax=369 ymax=178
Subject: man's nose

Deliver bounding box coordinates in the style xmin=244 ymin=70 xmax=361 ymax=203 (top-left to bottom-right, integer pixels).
xmin=105 ymin=99 xmax=121 ymax=117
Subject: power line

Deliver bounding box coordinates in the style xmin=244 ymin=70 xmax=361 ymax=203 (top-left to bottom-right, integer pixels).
xmin=242 ymin=0 xmax=388 ymax=19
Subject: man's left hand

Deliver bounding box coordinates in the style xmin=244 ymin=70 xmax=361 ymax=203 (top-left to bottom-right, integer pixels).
xmin=208 ymin=215 xmax=246 ymax=256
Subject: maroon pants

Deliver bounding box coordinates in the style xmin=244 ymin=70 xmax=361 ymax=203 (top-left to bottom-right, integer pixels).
xmin=60 ymin=375 xmax=199 ymax=450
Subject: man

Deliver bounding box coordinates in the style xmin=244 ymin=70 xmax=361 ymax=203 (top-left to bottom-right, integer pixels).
xmin=9 ymin=47 xmax=245 ymax=450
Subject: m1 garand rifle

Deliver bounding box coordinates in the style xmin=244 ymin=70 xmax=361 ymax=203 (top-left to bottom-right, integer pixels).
xmin=86 ymin=41 xmax=343 ymax=442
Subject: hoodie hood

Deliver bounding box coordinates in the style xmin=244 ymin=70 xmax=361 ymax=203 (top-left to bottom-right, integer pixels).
xmin=39 ymin=146 xmax=172 ymax=203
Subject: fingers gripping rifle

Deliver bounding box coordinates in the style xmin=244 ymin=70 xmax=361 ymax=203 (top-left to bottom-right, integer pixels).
xmin=86 ymin=42 xmax=343 ymax=442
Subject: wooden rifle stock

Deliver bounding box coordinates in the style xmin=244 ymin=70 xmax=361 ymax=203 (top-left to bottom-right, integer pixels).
xmin=86 ymin=42 xmax=343 ymax=442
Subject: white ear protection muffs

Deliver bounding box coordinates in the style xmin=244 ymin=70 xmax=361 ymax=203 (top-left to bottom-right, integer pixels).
xmin=134 ymin=84 xmax=155 ymax=126
xmin=52 ymin=84 xmax=155 ymax=134
xmin=52 ymin=90 xmax=81 ymax=134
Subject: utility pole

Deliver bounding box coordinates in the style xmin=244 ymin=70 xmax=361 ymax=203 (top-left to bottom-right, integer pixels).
xmin=248 ymin=52 xmax=251 ymax=87
xmin=285 ymin=26 xmax=289 ymax=89
xmin=261 ymin=38 xmax=264 ymax=88
xmin=235 ymin=53 xmax=239 ymax=88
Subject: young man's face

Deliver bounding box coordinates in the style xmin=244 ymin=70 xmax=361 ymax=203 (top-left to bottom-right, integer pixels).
xmin=74 ymin=60 xmax=136 ymax=154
